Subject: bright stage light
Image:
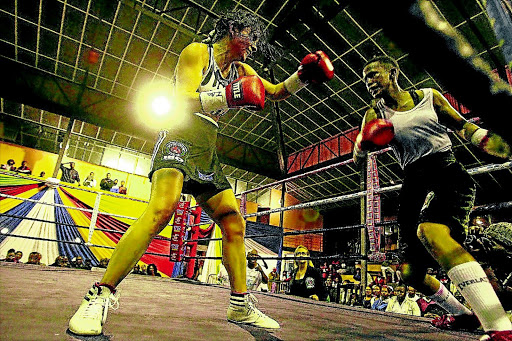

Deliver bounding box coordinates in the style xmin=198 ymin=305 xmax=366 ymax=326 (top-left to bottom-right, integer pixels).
xmin=151 ymin=96 xmax=171 ymax=116
xmin=74 ymin=237 xmax=82 ymax=243
xmin=135 ymin=80 xmax=188 ymax=128
xmin=1 ymin=228 xmax=9 ymax=234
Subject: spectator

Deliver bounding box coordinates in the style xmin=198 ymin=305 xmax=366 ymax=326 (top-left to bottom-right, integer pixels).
xmin=100 ymin=173 xmax=114 ymax=191
xmin=147 ymin=263 xmax=162 ymax=277
xmin=14 ymin=250 xmax=23 ymax=263
xmin=320 ymin=261 xmax=329 ymax=281
xmin=71 ymin=256 xmax=86 ymax=269
xmin=353 ymin=267 xmax=362 ymax=282
xmin=26 ymin=252 xmax=45 ymax=265
xmin=385 ymin=285 xmax=421 ymax=316
xmin=132 ymin=264 xmax=143 ymax=275
xmin=348 ymin=292 xmax=362 ymax=307
xmin=50 ymin=255 xmax=70 ymax=267
xmin=372 ymin=273 xmax=386 ymax=287
xmin=288 ymin=245 xmax=328 ymax=301
xmin=139 ymin=264 xmax=147 ymax=275
xmin=83 ymin=172 xmax=97 ymax=188
xmin=60 ymin=162 xmax=80 ymax=185
xmin=408 ymin=286 xmax=420 ymax=302
xmin=372 ymin=285 xmax=391 ymax=311
xmin=370 ymin=285 xmax=381 ymax=307
xmin=362 ymin=286 xmax=373 ymax=309
xmin=381 ymin=258 xmax=395 ymax=283
xmin=16 ymin=161 xmax=32 ymax=175
xmin=110 ymin=179 xmax=119 ymax=193
xmin=98 ymin=258 xmax=109 ymax=268
xmin=39 ymin=171 xmax=46 ymax=177
xmin=82 ymin=259 xmax=92 ymax=270
xmin=246 ymin=249 xmax=268 ymax=291
xmin=217 ymin=263 xmax=229 ymax=285
xmin=267 ymin=267 xmax=279 ymax=293
xmin=118 ymin=181 xmax=127 ymax=195
xmin=1 ymin=249 xmax=17 ymax=262
xmin=1 ymin=159 xmax=16 ymax=171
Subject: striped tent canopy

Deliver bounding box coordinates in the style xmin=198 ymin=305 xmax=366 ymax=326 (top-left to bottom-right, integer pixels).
xmin=0 ymin=173 xmax=213 ymax=277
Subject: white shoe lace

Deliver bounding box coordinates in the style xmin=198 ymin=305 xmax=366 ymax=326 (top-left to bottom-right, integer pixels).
xmin=246 ymin=293 xmax=265 ymax=319
xmin=81 ymin=289 xmax=120 ymax=319
xmin=108 ymin=290 xmax=120 ymax=310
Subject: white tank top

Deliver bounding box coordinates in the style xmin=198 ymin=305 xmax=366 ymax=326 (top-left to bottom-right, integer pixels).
xmin=195 ymin=44 xmax=239 ymax=123
xmin=376 ymin=88 xmax=452 ymax=169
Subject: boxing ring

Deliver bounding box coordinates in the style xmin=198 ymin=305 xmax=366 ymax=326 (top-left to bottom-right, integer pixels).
xmin=0 ymin=262 xmax=476 ymax=341
xmin=1 ymin=147 xmax=510 ymax=340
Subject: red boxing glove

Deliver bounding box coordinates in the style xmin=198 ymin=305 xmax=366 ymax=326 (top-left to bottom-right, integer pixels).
xmin=361 ymin=119 xmax=394 ymax=147
xmin=298 ymin=51 xmax=335 ymax=84
xmin=226 ymin=76 xmax=265 ymax=111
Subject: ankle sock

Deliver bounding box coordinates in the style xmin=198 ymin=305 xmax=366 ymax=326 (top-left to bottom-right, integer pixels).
xmin=448 ymin=261 xmax=511 ymax=331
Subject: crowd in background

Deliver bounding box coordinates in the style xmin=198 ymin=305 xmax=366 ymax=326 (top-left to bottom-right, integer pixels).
xmin=1 ymin=158 xmax=128 ymax=194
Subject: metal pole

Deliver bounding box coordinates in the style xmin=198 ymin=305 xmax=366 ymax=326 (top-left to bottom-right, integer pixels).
xmin=359 ymin=164 xmax=368 ymax=294
xmin=52 ymin=118 xmax=75 ymax=178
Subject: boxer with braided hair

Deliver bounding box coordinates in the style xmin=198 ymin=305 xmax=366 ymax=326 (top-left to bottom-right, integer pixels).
xmin=69 ymin=9 xmax=334 ymax=335
xmin=354 ymin=55 xmax=511 ymax=340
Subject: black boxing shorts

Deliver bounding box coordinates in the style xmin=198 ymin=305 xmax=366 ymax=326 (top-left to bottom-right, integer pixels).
xmin=398 ymin=151 xmax=476 ymax=266
xmin=149 ymin=113 xmax=232 ymax=199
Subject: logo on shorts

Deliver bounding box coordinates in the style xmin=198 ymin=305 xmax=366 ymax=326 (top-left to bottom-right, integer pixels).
xmin=305 ymin=276 xmax=315 ymax=289
xmin=198 ymin=171 xmax=214 ymax=182
xmin=163 ymin=141 xmax=188 ymax=163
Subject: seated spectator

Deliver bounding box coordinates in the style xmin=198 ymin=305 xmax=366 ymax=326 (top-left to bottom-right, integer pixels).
xmin=98 ymin=258 xmax=109 ymax=268
xmin=385 ymin=285 xmax=421 ymax=316
xmin=362 ymin=286 xmax=373 ymax=309
xmin=1 ymin=248 xmax=17 ymax=262
xmin=147 ymin=263 xmax=162 ymax=277
xmin=1 ymin=159 xmax=16 ymax=171
xmin=26 ymin=251 xmax=45 ymax=265
xmin=39 ymin=171 xmax=46 ymax=178
xmin=370 ymin=285 xmax=381 ymax=307
xmin=140 ymin=264 xmax=147 ymax=275
xmin=407 ymin=286 xmax=420 ymax=302
xmin=82 ymin=172 xmax=97 ymax=188
xmin=118 ymin=181 xmax=127 ymax=195
xmin=348 ymin=292 xmax=362 ymax=307
xmin=132 ymin=264 xmax=142 ymax=275
xmin=71 ymin=256 xmax=86 ymax=269
xmin=83 ymin=259 xmax=92 ymax=270
xmin=110 ymin=179 xmax=119 ymax=193
xmin=50 ymin=255 xmax=70 ymax=267
xmin=100 ymin=173 xmax=114 ymax=191
xmin=288 ymin=245 xmax=328 ymax=301
xmin=14 ymin=250 xmax=23 ymax=263
xmin=16 ymin=161 xmax=32 ymax=175
xmin=60 ymin=162 xmax=80 ymax=185
xmin=372 ymin=285 xmax=391 ymax=311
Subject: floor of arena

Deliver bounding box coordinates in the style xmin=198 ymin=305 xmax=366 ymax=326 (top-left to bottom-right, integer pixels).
xmin=0 ymin=263 xmax=480 ymax=341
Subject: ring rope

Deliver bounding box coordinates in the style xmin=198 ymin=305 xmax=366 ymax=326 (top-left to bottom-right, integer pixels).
xmin=0 ymin=232 xmax=170 ymax=257
xmin=242 ymin=162 xmax=511 ymax=219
